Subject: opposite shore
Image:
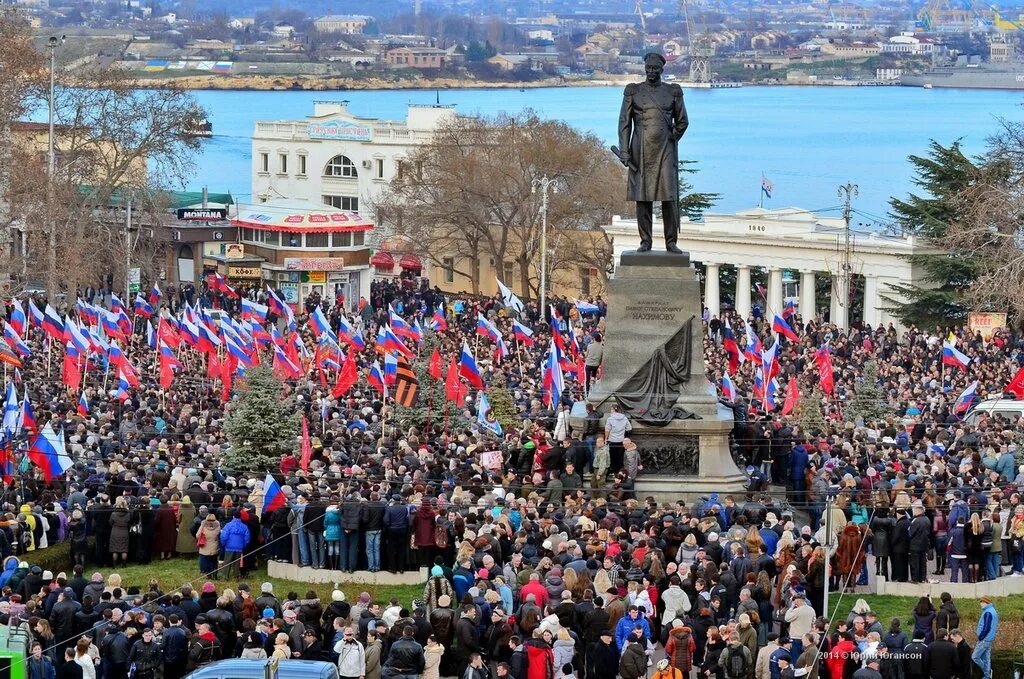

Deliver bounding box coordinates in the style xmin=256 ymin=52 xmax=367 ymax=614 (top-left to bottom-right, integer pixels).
xmin=125 ymin=73 xmax=905 ymax=91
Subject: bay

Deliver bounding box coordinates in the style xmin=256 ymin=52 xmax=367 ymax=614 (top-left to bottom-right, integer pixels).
xmin=188 ymin=85 xmax=1024 ymax=221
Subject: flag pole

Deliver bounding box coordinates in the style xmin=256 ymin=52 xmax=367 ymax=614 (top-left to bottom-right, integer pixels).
xmin=759 ymin=172 xmax=764 ymax=209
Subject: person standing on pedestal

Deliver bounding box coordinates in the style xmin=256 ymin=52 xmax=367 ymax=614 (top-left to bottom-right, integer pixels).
xmin=604 ymin=405 xmax=632 ymax=474
xmin=617 ymin=52 xmax=689 ymax=254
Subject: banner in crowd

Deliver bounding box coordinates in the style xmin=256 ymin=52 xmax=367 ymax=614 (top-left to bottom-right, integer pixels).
xmin=968 ymin=312 xmax=1007 ymax=340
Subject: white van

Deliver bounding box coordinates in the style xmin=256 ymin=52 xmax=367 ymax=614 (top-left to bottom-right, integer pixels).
xmin=965 ymin=398 xmax=1024 ymax=424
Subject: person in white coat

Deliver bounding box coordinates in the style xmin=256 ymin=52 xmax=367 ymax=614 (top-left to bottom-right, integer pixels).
xmin=661 ymin=576 xmax=691 ymax=627
xmin=334 ymin=626 xmax=366 ymax=679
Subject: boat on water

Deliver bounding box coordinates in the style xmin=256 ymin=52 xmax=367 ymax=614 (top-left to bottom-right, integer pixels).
xmin=184 ymin=118 xmax=213 ymax=138
xmin=900 ymin=56 xmax=1024 ymax=90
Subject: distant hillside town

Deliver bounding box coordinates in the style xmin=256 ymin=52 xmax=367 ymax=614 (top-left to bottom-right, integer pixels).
xmin=19 ymin=0 xmax=1024 ymax=88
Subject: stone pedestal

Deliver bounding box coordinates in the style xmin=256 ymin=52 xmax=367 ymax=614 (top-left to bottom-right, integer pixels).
xmin=572 ymin=250 xmax=745 ymax=498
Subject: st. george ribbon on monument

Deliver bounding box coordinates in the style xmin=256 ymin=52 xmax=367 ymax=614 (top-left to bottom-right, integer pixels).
xmin=572 ymin=54 xmax=746 ymax=497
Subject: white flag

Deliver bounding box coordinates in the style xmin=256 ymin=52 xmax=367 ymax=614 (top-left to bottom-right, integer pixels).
xmin=496 ymin=278 xmax=525 ymax=313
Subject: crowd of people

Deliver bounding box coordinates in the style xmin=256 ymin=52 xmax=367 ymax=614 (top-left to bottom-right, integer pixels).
xmin=0 ymin=275 xmax=1018 ymax=679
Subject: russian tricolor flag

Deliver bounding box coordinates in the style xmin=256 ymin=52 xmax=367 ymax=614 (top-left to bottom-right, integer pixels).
xmin=771 ymin=312 xmax=799 ymax=342
xmin=411 ymin=319 xmax=424 ymax=344
xmin=389 ymin=310 xmax=416 ymax=340
xmin=133 ymin=294 xmax=153 ymax=318
xmin=262 ymin=473 xmax=287 ymax=515
xmin=458 ymin=341 xmax=483 ymax=389
xmin=744 ymin=323 xmax=763 ymax=363
xmin=266 ymin=287 xmax=287 ymax=317
xmin=782 ymin=299 xmax=796 ymax=319
xmin=28 ymin=422 xmax=72 ymax=482
xmin=149 ymin=283 xmax=161 ymax=307
xmin=76 ymin=392 xmax=90 ymax=418
xmin=146 ymin=320 xmax=156 ymax=349
xmin=368 ymin=360 xmax=386 ymax=396
xmin=383 ymin=351 xmax=398 ymax=386
xmin=20 ymin=396 xmax=36 ymax=434
xmin=512 ymin=319 xmax=534 ymax=346
xmin=574 ymin=299 xmax=600 ymax=315
xmin=954 ymin=380 xmax=978 ymax=416
xmin=722 ymin=319 xmax=742 ymax=373
xmin=382 ymin=325 xmax=412 ymax=357
xmin=430 ymin=308 xmax=447 ymax=332
xmin=543 ymin=338 xmax=565 ymax=409
xmin=42 ymin=304 xmax=64 ymax=340
xmin=942 ymin=340 xmax=971 ymax=370
xmin=309 ymin=306 xmax=337 ymax=343
xmin=722 ymin=373 xmax=736 ymax=403
xmin=27 ymin=299 xmax=44 ymax=329
xmin=9 ymin=300 xmax=26 ymax=337
xmin=3 ymin=322 xmax=30 ymax=358
xmin=476 ymin=313 xmax=501 ymax=343
xmin=241 ymin=298 xmax=269 ymax=323
xmin=115 ymin=366 xmax=131 ymax=402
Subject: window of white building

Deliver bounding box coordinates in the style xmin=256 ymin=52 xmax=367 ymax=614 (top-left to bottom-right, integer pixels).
xmin=324 ymin=155 xmax=358 ymax=178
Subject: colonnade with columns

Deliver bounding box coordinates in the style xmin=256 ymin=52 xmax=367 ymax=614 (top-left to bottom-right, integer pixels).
xmin=702 ymin=263 xmax=884 ymax=330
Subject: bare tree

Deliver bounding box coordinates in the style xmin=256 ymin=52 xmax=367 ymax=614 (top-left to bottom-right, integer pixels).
xmin=376 ymin=110 xmax=625 ymax=296
xmin=13 ymin=65 xmax=208 ymax=298
xmin=0 ymin=13 xmax=44 ymax=294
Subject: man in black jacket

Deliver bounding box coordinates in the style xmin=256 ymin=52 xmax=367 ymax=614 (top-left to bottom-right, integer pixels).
xmin=908 ymin=504 xmax=933 ymax=583
xmin=587 ymin=630 xmax=619 ymax=679
xmin=902 ymin=631 xmax=929 ymax=679
xmin=927 ymin=629 xmax=958 ymax=679
xmin=383 ymin=626 xmax=425 ymax=679
xmin=508 ymin=637 xmax=528 ymax=679
xmin=949 ymin=629 xmax=973 ymax=679
xmin=383 ymin=495 xmax=410 ymax=573
xmin=361 ymin=492 xmax=386 ymax=573
xmin=304 ymin=500 xmax=327 ymax=569
xmin=889 ymin=512 xmax=911 ymax=582
xmin=339 ymin=496 xmax=362 ymax=573
xmin=162 ymin=615 xmax=190 ymax=679
xmin=48 ymin=587 xmax=80 ymax=659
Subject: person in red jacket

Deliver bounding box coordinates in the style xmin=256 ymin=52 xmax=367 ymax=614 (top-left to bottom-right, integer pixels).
xmin=826 ymin=631 xmax=857 ymax=679
xmin=524 ymin=630 xmax=554 ymax=679
xmin=519 ymin=573 xmax=549 ymax=609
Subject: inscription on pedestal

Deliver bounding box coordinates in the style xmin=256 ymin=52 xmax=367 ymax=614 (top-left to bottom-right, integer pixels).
xmin=635 ymin=435 xmax=700 ymax=475
xmin=625 ymin=298 xmax=684 ymax=322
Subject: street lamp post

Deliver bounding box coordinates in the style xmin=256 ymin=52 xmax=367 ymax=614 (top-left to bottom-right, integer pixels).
xmin=46 ymin=35 xmax=64 ymax=299
xmin=531 ymin=175 xmax=558 ymax=319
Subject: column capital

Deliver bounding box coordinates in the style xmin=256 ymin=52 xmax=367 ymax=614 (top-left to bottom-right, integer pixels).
xmin=704 ymin=261 xmax=720 ymax=269
xmin=736 ymin=263 xmax=751 ymax=271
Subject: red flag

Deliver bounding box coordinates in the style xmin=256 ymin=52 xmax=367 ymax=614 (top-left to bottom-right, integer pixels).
xmin=815 ymin=346 xmax=834 ymax=395
xmin=159 ymin=360 xmax=174 ymax=389
xmin=781 ymin=376 xmax=799 ymax=416
xmin=1007 ymin=366 xmax=1024 ymax=399
xmin=207 ymin=351 xmax=223 ymax=380
xmin=158 ymin=319 xmax=181 ymax=349
xmin=332 ymin=353 xmax=358 ymax=399
xmin=221 ymin=356 xmax=235 ymax=402
xmin=62 ymin=354 xmax=82 ymax=391
xmin=444 ymin=359 xmax=461 ymax=403
xmin=300 ymin=416 xmax=312 ymax=472
xmin=428 ymin=347 xmax=443 ymax=380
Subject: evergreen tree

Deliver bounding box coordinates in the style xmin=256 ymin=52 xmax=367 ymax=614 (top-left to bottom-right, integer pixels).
xmin=486 ymin=372 xmax=520 ymax=432
xmin=794 ymin=386 xmax=827 ymax=436
xmin=846 ymin=360 xmax=891 ymax=426
xmin=883 ymin=141 xmax=982 ymax=327
xmin=393 ymin=335 xmax=469 ymax=433
xmin=678 ymin=160 xmax=719 ymax=221
xmin=223 ymin=365 xmax=300 ymax=473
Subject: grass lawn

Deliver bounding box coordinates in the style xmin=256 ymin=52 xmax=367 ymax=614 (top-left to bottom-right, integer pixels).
xmin=104 ymin=558 xmax=425 ymax=608
xmin=856 ymin=594 xmax=1024 ymax=675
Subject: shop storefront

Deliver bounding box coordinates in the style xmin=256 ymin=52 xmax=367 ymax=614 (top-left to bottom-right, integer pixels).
xmin=231 ymin=198 xmax=373 ymax=311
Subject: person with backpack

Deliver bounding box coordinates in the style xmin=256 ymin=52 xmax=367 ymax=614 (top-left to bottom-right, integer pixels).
xmin=719 ymin=632 xmax=753 ymax=679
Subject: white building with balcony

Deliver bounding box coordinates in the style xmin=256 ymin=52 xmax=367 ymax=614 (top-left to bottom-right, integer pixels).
xmin=251 ymin=101 xmax=455 ymax=236
xmin=604 ymin=207 xmax=938 ymax=330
